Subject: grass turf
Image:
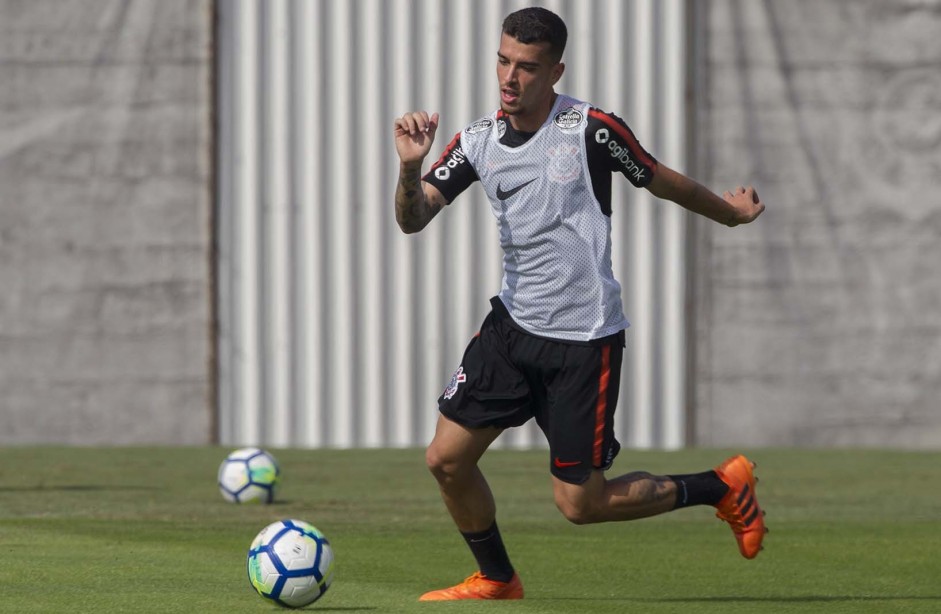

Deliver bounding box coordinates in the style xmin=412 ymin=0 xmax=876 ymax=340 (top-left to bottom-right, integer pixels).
xmin=0 ymin=447 xmax=939 ymax=613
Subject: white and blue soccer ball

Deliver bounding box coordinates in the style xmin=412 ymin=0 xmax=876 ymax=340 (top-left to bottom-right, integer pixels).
xmin=247 ymin=519 xmax=335 ymax=608
xmin=217 ymin=447 xmax=280 ymax=503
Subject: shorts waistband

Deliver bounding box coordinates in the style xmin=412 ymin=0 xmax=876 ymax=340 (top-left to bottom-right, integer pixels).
xmin=489 ymin=296 xmax=625 ymax=348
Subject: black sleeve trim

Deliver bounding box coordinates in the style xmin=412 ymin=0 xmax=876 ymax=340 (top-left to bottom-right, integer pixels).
xmin=422 ymin=132 xmax=479 ymax=203
xmin=585 ymin=108 xmax=657 ymax=188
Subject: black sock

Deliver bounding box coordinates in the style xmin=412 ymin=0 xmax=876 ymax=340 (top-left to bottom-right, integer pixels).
xmin=668 ymin=470 xmax=730 ymax=509
xmin=461 ymin=521 xmax=514 ymax=582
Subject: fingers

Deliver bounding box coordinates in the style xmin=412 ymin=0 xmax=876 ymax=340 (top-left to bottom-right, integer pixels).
xmin=725 ymin=185 xmax=760 ymax=205
xmin=394 ymin=111 xmax=439 ymax=136
xmin=721 ymin=184 xmax=765 ymax=226
xmin=740 ymin=185 xmax=765 ymax=221
xmin=744 ymin=186 xmax=759 ymax=204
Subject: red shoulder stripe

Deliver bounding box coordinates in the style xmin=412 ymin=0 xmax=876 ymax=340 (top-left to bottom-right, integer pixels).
xmin=430 ymin=131 xmax=462 ymax=170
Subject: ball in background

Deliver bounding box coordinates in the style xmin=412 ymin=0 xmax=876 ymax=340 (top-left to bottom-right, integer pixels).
xmin=218 ymin=447 xmax=280 ymax=503
xmin=247 ymin=519 xmax=335 ymax=608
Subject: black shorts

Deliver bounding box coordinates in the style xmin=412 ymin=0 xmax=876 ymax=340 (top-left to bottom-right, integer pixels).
xmin=438 ymin=298 xmax=624 ymax=485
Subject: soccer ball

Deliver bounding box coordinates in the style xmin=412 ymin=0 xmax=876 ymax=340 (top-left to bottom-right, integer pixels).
xmin=247 ymin=519 xmax=335 ymax=608
xmin=218 ymin=447 xmax=280 ymax=503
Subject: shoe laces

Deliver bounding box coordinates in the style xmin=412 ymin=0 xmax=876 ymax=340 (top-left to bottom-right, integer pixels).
xmin=460 ymin=572 xmax=486 ymax=586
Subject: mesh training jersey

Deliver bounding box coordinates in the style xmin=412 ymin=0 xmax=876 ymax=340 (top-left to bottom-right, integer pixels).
xmin=423 ymin=94 xmax=657 ymax=342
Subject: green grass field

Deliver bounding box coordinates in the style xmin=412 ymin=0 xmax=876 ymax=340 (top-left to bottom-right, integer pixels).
xmin=1 ymin=447 xmax=939 ymax=613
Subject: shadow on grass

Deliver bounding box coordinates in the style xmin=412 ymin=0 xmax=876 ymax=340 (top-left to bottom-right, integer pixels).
xmin=664 ymin=596 xmax=941 ymax=603
xmin=540 ymin=596 xmax=941 ymax=603
xmin=263 ymin=609 xmax=377 ymax=612
xmin=0 ymin=485 xmax=158 ymax=492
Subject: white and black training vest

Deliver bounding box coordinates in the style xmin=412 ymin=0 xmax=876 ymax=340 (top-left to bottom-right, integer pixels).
xmin=424 ymin=94 xmax=658 ymax=342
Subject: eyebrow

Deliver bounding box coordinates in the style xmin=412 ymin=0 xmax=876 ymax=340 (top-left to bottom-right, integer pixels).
xmin=496 ymin=52 xmax=541 ymax=70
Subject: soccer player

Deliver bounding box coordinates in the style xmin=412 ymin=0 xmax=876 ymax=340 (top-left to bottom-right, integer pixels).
xmin=393 ymin=7 xmax=767 ymax=601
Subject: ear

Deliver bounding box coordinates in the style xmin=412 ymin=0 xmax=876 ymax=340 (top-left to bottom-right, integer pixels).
xmin=551 ymin=62 xmax=565 ymax=85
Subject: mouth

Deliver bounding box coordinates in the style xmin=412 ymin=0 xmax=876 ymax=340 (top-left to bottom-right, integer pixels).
xmin=501 ymin=88 xmax=520 ymax=105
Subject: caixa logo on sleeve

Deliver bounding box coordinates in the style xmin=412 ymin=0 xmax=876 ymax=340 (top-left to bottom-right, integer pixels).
xmin=554 ymin=108 xmax=583 ymax=129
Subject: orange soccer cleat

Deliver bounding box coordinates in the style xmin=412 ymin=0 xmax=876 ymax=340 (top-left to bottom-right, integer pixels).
xmin=418 ymin=571 xmax=524 ymax=601
xmin=714 ymin=454 xmax=768 ymax=559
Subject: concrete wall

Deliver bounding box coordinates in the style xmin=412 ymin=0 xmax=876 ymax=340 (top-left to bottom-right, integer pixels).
xmin=695 ymin=0 xmax=941 ymax=447
xmin=0 ymin=0 xmax=213 ymax=444
xmin=3 ymin=0 xmax=939 ymax=448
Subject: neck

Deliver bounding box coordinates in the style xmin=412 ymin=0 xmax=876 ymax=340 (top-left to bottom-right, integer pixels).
xmin=508 ymin=92 xmax=558 ymax=132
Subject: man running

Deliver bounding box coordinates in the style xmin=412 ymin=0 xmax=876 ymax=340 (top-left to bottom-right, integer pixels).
xmin=393 ymin=6 xmax=767 ymax=601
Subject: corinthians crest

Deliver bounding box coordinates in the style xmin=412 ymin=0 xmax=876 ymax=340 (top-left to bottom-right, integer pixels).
xmin=546 ymin=144 xmax=582 ymax=184
xmin=443 ymin=366 xmax=467 ymax=400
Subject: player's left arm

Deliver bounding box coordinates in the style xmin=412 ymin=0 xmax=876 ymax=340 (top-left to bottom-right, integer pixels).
xmin=647 ymin=163 xmax=765 ymax=227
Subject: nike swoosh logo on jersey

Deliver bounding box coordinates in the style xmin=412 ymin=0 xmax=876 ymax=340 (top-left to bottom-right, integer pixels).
xmin=553 ymin=457 xmax=582 ymax=468
xmin=495 ymin=178 xmax=536 ymax=200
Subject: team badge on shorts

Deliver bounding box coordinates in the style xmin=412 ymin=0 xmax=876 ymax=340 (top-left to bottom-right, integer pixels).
xmin=443 ymin=366 xmax=467 ymax=400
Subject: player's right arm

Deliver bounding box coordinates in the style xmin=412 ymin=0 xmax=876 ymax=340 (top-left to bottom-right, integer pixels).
xmin=394 ymin=111 xmax=448 ymax=234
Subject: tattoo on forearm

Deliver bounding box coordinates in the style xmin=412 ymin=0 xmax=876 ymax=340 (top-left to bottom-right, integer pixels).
xmin=395 ymin=169 xmax=432 ymax=232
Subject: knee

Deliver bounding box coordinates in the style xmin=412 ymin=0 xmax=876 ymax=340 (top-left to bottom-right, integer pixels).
xmin=554 ymin=493 xmax=599 ymax=525
xmin=425 ymin=444 xmax=461 ymax=483
xmin=425 ymin=445 xmax=447 ymax=476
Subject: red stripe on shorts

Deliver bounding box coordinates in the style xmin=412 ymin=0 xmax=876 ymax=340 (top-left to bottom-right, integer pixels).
xmin=592 ymin=345 xmax=611 ymax=467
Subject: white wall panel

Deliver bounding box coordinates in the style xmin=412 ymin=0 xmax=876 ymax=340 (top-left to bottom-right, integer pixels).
xmin=216 ymin=0 xmax=692 ymax=449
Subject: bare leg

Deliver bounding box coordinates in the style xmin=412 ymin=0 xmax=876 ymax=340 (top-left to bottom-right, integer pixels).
xmin=425 ymin=414 xmax=504 ymax=532
xmin=419 ymin=415 xmax=521 ymax=597
xmin=552 ymin=469 xmax=678 ymax=525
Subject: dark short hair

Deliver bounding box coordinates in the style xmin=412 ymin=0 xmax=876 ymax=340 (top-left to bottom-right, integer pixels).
xmin=501 ymin=7 xmax=567 ymax=63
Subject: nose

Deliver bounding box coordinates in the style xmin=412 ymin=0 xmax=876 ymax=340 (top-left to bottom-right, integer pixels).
xmin=498 ymin=62 xmax=518 ymax=86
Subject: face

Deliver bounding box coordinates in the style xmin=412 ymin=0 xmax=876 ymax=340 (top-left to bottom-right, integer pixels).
xmin=496 ymin=33 xmax=565 ymax=128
